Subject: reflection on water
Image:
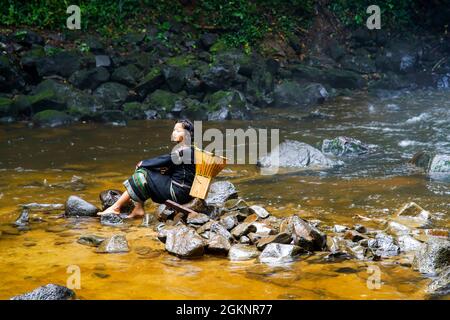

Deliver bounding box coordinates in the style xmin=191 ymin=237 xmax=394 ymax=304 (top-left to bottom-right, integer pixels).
xmin=0 ymin=89 xmax=448 ymax=299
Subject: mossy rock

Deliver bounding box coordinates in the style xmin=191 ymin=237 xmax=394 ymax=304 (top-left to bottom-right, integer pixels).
xmin=166 ymin=54 xmax=196 ymax=68
xmin=0 ymin=97 xmax=13 ymax=116
xmin=32 ymin=110 xmax=73 ymax=127
xmin=135 ymin=67 xmax=164 ymax=98
xmin=143 ymin=89 xmax=183 ymax=112
xmin=28 ymin=79 xmax=73 ymax=112
xmin=209 ymin=38 xmax=228 ymax=55
xmin=123 ymin=102 xmax=146 ymax=120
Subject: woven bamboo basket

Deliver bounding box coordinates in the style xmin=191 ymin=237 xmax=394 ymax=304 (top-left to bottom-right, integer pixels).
xmin=189 ymin=147 xmax=227 ymax=199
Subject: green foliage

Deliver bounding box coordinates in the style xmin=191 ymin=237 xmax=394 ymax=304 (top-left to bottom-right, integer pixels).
xmin=328 ymin=0 xmax=416 ymax=29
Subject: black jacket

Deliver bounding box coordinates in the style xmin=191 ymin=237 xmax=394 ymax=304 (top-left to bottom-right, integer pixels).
xmin=139 ymin=146 xmax=195 ymax=186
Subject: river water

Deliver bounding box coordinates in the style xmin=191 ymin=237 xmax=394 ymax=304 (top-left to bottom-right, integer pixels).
xmin=0 ymin=89 xmax=448 ymax=299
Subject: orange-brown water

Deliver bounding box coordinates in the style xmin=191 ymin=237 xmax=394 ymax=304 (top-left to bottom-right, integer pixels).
xmin=1 ymin=91 xmax=449 ymax=300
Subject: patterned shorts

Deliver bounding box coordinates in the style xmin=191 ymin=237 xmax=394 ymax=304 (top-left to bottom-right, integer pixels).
xmin=123 ymin=168 xmax=151 ymax=203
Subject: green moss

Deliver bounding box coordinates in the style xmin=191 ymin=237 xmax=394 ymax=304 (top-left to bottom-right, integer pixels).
xmin=166 ymin=54 xmax=195 ymax=68
xmin=0 ymin=97 xmax=12 ymax=116
xmin=32 ymin=109 xmax=71 ymax=123
xmin=146 ymin=89 xmax=181 ymax=112
xmin=141 ymin=67 xmax=162 ymax=82
xmin=209 ymin=38 xmax=228 ymax=55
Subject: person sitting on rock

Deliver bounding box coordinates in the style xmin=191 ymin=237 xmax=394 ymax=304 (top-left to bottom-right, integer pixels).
xmin=97 ymin=119 xmax=196 ymax=218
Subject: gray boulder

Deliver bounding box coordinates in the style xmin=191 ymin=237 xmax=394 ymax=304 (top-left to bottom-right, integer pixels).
xmin=228 ymin=244 xmax=260 ymax=261
xmin=257 ymin=140 xmax=338 ymax=169
xmin=32 ymin=110 xmax=73 ymax=128
xmin=281 ymin=215 xmax=327 ymax=251
xmin=205 ymin=181 xmax=238 ymax=206
xmin=259 ymin=243 xmax=303 ymax=264
xmin=427 ymin=266 xmax=450 ymax=296
xmin=77 ymin=234 xmax=106 ymax=247
xmin=96 ymin=234 xmax=129 ymax=253
xmin=36 ymin=51 xmax=81 ymax=78
xmin=322 ymin=136 xmax=370 ymax=157
xmin=11 ymin=284 xmax=75 ymax=300
xmin=100 ymin=213 xmax=124 ymax=227
xmin=272 ymin=81 xmax=328 ymax=109
xmin=65 ymin=195 xmax=99 ymax=217
xmin=69 ymin=67 xmax=110 ymax=90
xmin=207 ymin=233 xmax=231 ymax=255
xmin=413 ymin=238 xmax=450 ymax=275
xmin=164 ymin=225 xmax=206 ymax=258
xmin=367 ymin=233 xmax=400 ymax=257
xmin=93 ymin=82 xmax=129 ymax=109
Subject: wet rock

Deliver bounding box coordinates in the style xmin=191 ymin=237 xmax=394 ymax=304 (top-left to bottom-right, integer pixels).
xmin=248 ymin=205 xmax=270 ymax=219
xmin=95 ymin=55 xmax=111 ymax=67
xmin=367 ymin=233 xmax=400 ymax=257
xmin=375 ymin=42 xmax=419 ymax=74
xmin=354 ymin=224 xmax=367 ymax=234
xmin=36 ymin=51 xmax=81 ymax=78
xmin=164 ymin=225 xmax=206 ymax=258
xmin=409 ymin=152 xmax=450 ymax=175
xmin=32 ymin=110 xmax=73 ymax=128
xmin=259 ymin=243 xmax=303 ymax=264
xmin=282 ymin=215 xmax=327 ymax=251
xmin=100 ymin=213 xmax=124 ymax=227
xmin=256 ymin=232 xmax=292 ymax=251
xmin=322 ymin=136 xmax=370 ymax=157
xmin=186 ymin=212 xmax=210 ymax=225
xmin=257 ymin=140 xmax=338 ymax=169
xmin=397 ymin=235 xmax=423 ymax=253
xmin=77 ymin=234 xmax=106 ymax=247
xmin=228 ymin=244 xmax=260 ymax=261
xmin=11 ymin=284 xmax=75 ymax=300
xmin=65 ymin=196 xmax=99 ymax=217
xmin=344 ymin=230 xmax=368 ymax=242
xmin=388 ymin=221 xmax=412 ymax=236
xmin=333 ymin=225 xmax=348 ymax=233
xmin=96 ymin=234 xmax=129 ymax=253
xmin=272 ymin=81 xmax=328 ymax=109
xmin=210 ymin=222 xmax=234 ymax=241
xmin=135 ymin=67 xmax=164 ymax=99
xmin=200 ymin=33 xmax=218 ymax=49
xmin=99 ymin=189 xmax=134 ymax=213
xmin=219 ymin=214 xmax=238 ymax=230
xmin=140 ymin=214 xmax=157 ymax=228
xmin=231 ymin=222 xmax=257 ymax=239
xmin=393 ymin=202 xmax=431 ymax=228
xmin=251 ymin=222 xmax=275 ymax=235
xmin=69 ymin=67 xmax=110 ymax=90
xmin=93 ymin=82 xmax=129 ymax=109
xmin=205 ymin=90 xmax=252 ymax=121
xmin=112 ymin=64 xmax=141 ymax=87
xmin=207 ymin=233 xmax=231 ymax=255
xmin=427 ymin=266 xmax=450 ymax=296
xmin=157 ymin=225 xmax=175 ymax=243
xmin=290 ymin=64 xmax=366 ymax=89
xmin=155 ymin=204 xmax=175 ymax=221
xmin=205 ymin=181 xmax=238 ymax=206
xmin=413 ymin=238 xmax=450 ymax=275
xmin=240 ymin=236 xmax=251 ymax=244
xmin=395 ymin=202 xmax=430 ymax=220
xmin=14 ymin=209 xmax=29 ymax=227
xmin=184 ymin=198 xmax=207 ymax=213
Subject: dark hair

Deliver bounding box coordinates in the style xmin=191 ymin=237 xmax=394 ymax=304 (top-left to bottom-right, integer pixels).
xmin=176 ymin=119 xmax=194 ymax=141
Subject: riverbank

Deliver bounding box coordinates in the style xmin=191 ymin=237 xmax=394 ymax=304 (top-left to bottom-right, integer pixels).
xmin=1 ymin=18 xmax=450 ymax=126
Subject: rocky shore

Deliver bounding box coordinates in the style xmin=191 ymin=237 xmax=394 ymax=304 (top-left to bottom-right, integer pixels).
xmin=8 ymin=177 xmax=450 ymax=300
xmin=1 ymin=26 xmax=450 ymax=126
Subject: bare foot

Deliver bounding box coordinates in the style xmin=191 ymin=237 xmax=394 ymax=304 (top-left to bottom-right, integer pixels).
xmin=97 ymin=206 xmax=121 ymax=216
xmin=127 ymin=206 xmax=145 ymax=219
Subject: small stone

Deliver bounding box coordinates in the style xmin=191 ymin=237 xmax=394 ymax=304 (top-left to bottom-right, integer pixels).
xmin=100 ymin=213 xmax=124 ymax=226
xmin=207 ymin=233 xmax=231 ymax=255
xmin=256 ymin=232 xmax=292 ymax=251
xmin=333 ymin=225 xmax=348 ymax=233
xmin=65 ymin=195 xmax=99 ymax=217
xmin=228 ymin=244 xmax=260 ymax=261
xmin=186 ymin=212 xmax=210 ymax=225
xmin=210 ymin=222 xmax=233 ymax=241
xmin=344 ymin=230 xmax=367 ymax=242
xmin=240 ymin=236 xmax=251 ymax=244
xmin=219 ymin=214 xmax=238 ymax=230
xmin=354 ymin=224 xmax=367 ymax=233
xmin=231 ymin=222 xmax=257 ymax=239
xmin=395 ymin=202 xmax=430 ymax=220
xmin=96 ymin=234 xmax=129 ymax=253
xmin=259 ymin=243 xmax=303 ymax=264
xmin=11 ymin=284 xmax=75 ymax=300
xmin=164 ymin=225 xmax=206 ymax=258
xmin=77 ymin=234 xmax=106 ymax=247
xmin=248 ymin=205 xmax=270 ymax=219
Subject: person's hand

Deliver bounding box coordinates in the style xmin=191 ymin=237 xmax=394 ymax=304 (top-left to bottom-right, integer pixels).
xmin=136 ymin=161 xmax=142 ymax=169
